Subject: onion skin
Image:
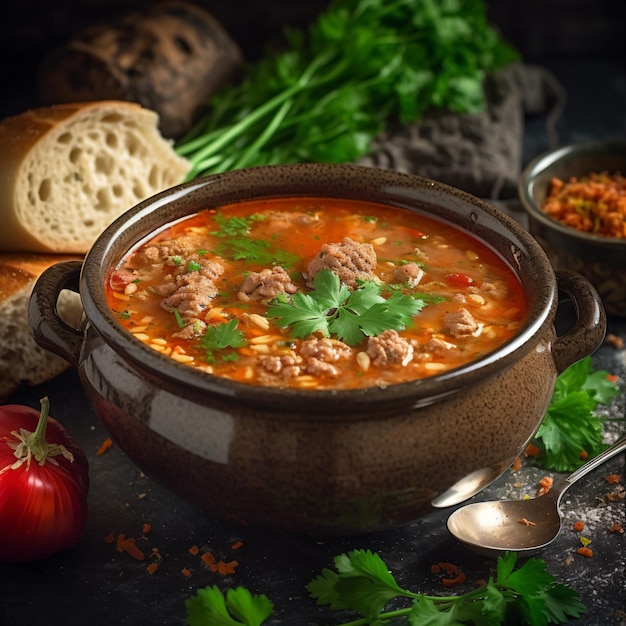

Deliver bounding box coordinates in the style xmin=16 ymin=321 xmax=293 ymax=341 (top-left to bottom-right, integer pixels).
xmin=0 ymin=399 xmax=89 ymax=563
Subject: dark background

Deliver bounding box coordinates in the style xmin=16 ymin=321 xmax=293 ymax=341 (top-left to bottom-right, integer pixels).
xmin=1 ymin=0 xmax=625 ymax=119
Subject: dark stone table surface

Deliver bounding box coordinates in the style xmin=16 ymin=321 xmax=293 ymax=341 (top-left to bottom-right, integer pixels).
xmin=1 ymin=55 xmax=624 ymax=626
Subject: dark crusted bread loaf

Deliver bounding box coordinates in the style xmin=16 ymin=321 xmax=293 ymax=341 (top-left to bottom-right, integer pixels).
xmin=37 ymin=1 xmax=243 ymax=138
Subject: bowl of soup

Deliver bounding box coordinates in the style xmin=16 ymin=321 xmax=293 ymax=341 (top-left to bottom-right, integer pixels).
xmin=29 ymin=163 xmax=606 ymax=535
xmin=518 ymin=138 xmax=626 ymax=317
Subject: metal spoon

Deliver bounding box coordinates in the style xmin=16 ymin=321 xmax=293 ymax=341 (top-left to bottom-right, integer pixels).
xmin=447 ymin=433 xmax=626 ymax=555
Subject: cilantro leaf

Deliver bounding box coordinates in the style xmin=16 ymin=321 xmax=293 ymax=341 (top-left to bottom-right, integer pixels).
xmin=200 ymin=319 xmax=248 ymax=363
xmin=268 ymin=269 xmax=426 ymax=346
xmin=210 ymin=213 xmax=301 ymax=267
xmin=185 ymin=585 xmax=273 ymax=626
xmin=533 ymin=356 xmax=620 ymax=472
xmin=307 ymin=549 xmax=411 ymax=617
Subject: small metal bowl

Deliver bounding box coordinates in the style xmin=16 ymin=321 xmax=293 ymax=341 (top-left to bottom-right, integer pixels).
xmin=518 ymin=138 xmax=626 ymax=317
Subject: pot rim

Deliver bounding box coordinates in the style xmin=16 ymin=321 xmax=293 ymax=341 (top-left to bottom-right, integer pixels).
xmin=80 ymin=163 xmax=557 ymax=410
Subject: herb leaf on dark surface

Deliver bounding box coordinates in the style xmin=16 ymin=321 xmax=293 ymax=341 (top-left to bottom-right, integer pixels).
xmin=533 ymin=356 xmax=620 ymax=472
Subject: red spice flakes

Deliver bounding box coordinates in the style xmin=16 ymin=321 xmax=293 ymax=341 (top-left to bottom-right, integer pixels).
xmin=573 ymin=521 xmax=585 ymax=532
xmin=604 ymin=334 xmax=624 ymax=349
xmin=609 ymin=523 xmax=624 ymax=534
xmin=433 ymin=562 xmax=466 ymax=587
xmin=524 ymin=443 xmax=540 ymax=457
xmin=537 ymin=476 xmax=553 ymax=496
xmin=115 ymin=533 xmax=146 ymax=561
xmin=103 ymin=533 xmax=115 ymax=544
xmin=607 ymin=487 xmax=625 ymax=502
xmin=231 ymin=541 xmax=244 ymax=550
xmin=576 ymin=546 xmax=593 ymax=558
xmin=96 ymin=437 xmax=113 ymax=456
xmin=146 ymin=562 xmax=159 ymax=575
xmin=189 ymin=545 xmax=200 ymax=556
xmin=579 ymin=449 xmax=589 ymax=461
xmin=200 ymin=550 xmax=239 ymax=575
xmin=141 ymin=523 xmax=152 ymax=535
xmin=605 ymin=474 xmax=621 ymax=485
xmin=181 ymin=567 xmax=192 ymax=578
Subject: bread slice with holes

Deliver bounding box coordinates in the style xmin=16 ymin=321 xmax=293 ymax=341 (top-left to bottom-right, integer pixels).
xmin=0 ymin=101 xmax=191 ymax=254
xmin=0 ymin=253 xmax=84 ymax=401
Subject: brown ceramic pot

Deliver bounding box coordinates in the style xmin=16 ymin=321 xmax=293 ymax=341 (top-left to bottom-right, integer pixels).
xmin=29 ymin=164 xmax=606 ymax=535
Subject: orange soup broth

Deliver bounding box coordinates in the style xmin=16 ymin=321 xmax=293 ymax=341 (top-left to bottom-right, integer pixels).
xmin=106 ymin=197 xmax=528 ymax=389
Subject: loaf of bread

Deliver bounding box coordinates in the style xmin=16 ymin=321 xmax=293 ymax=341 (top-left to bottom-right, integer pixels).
xmin=0 ymin=100 xmax=191 ymax=254
xmin=38 ymin=1 xmax=243 ymax=138
xmin=0 ymin=253 xmax=84 ymax=401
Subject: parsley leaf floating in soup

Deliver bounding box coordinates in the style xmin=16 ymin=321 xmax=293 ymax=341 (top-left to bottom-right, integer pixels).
xmin=107 ymin=198 xmax=527 ymax=390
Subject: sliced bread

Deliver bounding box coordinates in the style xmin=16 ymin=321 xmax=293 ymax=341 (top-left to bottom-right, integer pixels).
xmin=0 ymin=253 xmax=84 ymax=401
xmin=0 ymin=101 xmax=191 ymax=254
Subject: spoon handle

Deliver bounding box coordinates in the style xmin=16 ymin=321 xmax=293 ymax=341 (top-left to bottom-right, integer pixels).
xmin=564 ymin=433 xmax=626 ymax=487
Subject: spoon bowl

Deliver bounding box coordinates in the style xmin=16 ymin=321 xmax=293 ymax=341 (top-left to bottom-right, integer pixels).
xmin=447 ymin=434 xmax=626 ymax=555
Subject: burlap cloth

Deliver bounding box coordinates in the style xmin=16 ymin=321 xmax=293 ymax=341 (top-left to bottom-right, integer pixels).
xmin=357 ymin=62 xmax=566 ymax=223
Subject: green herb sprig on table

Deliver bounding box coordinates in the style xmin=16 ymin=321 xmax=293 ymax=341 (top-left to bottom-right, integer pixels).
xmin=185 ymin=550 xmax=585 ymax=625
xmin=532 ymin=356 xmax=621 ymax=472
xmin=267 ymin=269 xmax=426 ymax=346
xmin=175 ymin=0 xmax=519 ymax=179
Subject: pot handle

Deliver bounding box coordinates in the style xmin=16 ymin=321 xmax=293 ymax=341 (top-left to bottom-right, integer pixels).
xmin=551 ymin=270 xmax=606 ymax=374
xmin=28 ymin=260 xmax=84 ymax=367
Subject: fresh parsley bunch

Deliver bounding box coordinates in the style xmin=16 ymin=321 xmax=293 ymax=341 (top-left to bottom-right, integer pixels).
xmin=267 ymin=269 xmax=426 ymax=346
xmin=532 ymin=356 xmax=621 ymax=472
xmin=185 ymin=550 xmax=586 ymax=625
xmin=176 ymin=0 xmax=519 ymax=178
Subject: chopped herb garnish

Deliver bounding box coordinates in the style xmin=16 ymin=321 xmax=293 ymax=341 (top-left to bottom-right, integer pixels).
xmin=170 ymin=255 xmax=184 ymax=266
xmin=200 ymin=319 xmax=248 ymax=363
xmin=268 ymin=269 xmax=425 ymax=346
xmin=114 ymin=309 xmax=132 ymax=321
xmin=210 ymin=212 xmax=301 ymax=267
xmin=187 ymin=260 xmax=202 ymax=272
xmin=173 ymin=308 xmax=185 ymax=329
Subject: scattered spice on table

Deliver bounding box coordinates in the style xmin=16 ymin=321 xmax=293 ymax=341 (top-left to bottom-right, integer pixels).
xmin=537 ymin=476 xmax=554 ymax=496
xmin=431 ymin=562 xmax=467 ymax=587
xmin=541 ymin=171 xmax=626 ymax=238
xmin=146 ymin=562 xmax=159 ymax=575
xmin=604 ymin=334 xmax=624 ymax=350
xmin=115 ymin=533 xmax=146 ymax=561
xmin=524 ymin=443 xmax=540 ymax=457
xmin=96 ymin=437 xmax=113 ymax=456
xmin=518 ymin=517 xmax=537 ymax=527
xmin=605 ymin=473 xmax=621 ymax=485
xmin=608 ymin=523 xmax=624 ymax=533
xmin=573 ymin=520 xmax=585 ymax=532
xmin=577 ymin=546 xmax=594 ymax=558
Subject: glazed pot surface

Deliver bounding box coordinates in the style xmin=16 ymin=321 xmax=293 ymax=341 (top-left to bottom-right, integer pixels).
xmin=29 ymin=164 xmax=607 ymax=534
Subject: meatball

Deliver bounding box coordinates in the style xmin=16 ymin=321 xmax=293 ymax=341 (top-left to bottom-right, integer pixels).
xmin=307 ymin=237 xmax=377 ymax=289
xmin=366 ymin=329 xmax=414 ymax=366
xmin=238 ymin=266 xmax=298 ymax=303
